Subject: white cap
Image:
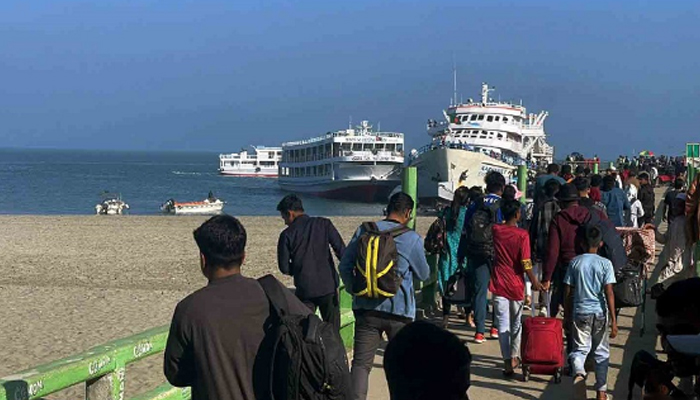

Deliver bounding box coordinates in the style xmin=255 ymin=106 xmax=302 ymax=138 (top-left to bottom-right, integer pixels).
xmin=667 ymin=334 xmax=700 ymax=356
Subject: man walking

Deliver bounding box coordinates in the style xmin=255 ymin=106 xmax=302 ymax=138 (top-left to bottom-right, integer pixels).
xmin=638 ymin=172 xmax=656 ymax=225
xmin=339 ymin=192 xmax=430 ymax=400
xmin=277 ymin=194 xmax=346 ymax=330
xmin=164 ymin=215 xmax=310 ymax=400
xmin=535 ymin=163 xmax=567 ymax=203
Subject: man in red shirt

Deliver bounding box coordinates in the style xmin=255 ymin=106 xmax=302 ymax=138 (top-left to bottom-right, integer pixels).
xmin=491 ymin=199 xmax=543 ymax=377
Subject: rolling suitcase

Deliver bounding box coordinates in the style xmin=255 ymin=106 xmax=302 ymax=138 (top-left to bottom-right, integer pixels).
xmin=521 ymin=291 xmax=564 ymax=383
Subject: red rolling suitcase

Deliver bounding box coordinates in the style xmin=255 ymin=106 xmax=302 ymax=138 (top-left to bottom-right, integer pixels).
xmin=521 ymin=292 xmax=564 ymax=383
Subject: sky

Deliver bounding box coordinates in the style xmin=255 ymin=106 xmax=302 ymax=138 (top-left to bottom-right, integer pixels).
xmin=0 ymin=0 xmax=698 ymax=159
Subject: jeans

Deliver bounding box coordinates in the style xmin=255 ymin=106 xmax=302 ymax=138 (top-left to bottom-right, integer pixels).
xmin=569 ymin=313 xmax=610 ymax=392
xmin=469 ymin=263 xmax=491 ymax=334
xmin=493 ymin=296 xmax=523 ymax=360
xmin=302 ymin=292 xmax=340 ymax=332
xmin=351 ymin=312 xmax=407 ymax=400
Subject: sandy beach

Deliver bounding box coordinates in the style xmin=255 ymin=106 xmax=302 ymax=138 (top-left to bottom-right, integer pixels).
xmin=0 ymin=215 xmax=430 ymax=398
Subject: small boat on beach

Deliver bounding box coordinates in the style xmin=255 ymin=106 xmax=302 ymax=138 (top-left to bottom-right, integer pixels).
xmin=95 ymin=193 xmax=129 ymax=215
xmin=160 ymin=192 xmax=225 ymax=215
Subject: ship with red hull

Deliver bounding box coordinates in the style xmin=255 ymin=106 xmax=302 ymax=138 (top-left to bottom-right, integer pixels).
xmin=278 ymin=120 xmax=404 ymax=203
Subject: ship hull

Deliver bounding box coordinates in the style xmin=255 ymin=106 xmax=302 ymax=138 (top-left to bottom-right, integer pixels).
xmin=279 ymin=164 xmax=401 ymax=203
xmin=409 ymin=148 xmax=516 ymax=204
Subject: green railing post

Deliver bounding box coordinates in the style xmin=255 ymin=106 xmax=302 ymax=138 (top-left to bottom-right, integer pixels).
xmin=593 ymin=162 xmax=599 ymax=175
xmin=86 ymin=365 xmax=124 ymax=400
xmin=402 ymin=167 xmax=418 ymax=230
xmin=517 ymin=165 xmax=527 ymax=204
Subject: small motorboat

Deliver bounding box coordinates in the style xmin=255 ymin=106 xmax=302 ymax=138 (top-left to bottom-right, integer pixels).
xmin=161 ymin=192 xmax=225 ymax=215
xmin=95 ymin=193 xmax=129 ymax=215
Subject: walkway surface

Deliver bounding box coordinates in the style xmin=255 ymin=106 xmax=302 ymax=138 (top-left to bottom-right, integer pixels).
xmin=366 ymin=214 xmax=668 ymax=399
xmin=365 ymin=303 xmax=658 ymax=400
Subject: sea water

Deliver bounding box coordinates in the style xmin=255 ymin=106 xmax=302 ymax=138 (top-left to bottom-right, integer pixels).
xmin=0 ymin=149 xmax=386 ymax=216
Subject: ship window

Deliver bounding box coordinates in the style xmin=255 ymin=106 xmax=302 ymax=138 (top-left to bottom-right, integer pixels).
xmin=495 ymin=116 xmax=501 ymax=122
xmin=352 ymin=143 xmax=362 ymax=151
xmin=397 ymin=144 xmax=404 ymax=152
xmin=477 ymin=115 xmax=484 ymax=121
xmin=470 ymin=115 xmax=477 ymax=121
xmin=341 ymin=143 xmax=351 ymax=151
xmin=503 ymin=117 xmax=509 ymax=123
xmin=479 ymin=130 xmax=487 ymax=138
xmin=386 ymin=143 xmax=396 ymax=152
xmin=487 ymin=115 xmax=494 ymax=122
xmin=497 ymin=133 xmax=504 ymax=140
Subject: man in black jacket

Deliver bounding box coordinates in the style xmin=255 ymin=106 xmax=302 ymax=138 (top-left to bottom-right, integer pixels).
xmin=638 ymin=172 xmax=656 ymax=225
xmin=277 ymin=194 xmax=346 ymax=330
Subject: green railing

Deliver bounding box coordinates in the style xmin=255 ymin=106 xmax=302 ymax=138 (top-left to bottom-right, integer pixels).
xmin=0 ymin=288 xmax=356 ymax=400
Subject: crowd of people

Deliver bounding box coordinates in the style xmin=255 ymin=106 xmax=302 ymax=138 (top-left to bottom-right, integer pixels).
xmin=160 ymin=160 xmax=700 ymax=400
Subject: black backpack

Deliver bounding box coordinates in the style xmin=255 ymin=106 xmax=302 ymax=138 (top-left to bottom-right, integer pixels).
xmin=258 ymin=275 xmax=351 ymax=400
xmin=353 ymin=222 xmax=410 ymax=299
xmin=464 ymin=197 xmax=501 ymax=260
xmin=424 ymin=215 xmax=447 ymax=255
xmin=613 ymin=265 xmax=644 ymax=308
xmin=584 ymin=210 xmax=627 ymax=274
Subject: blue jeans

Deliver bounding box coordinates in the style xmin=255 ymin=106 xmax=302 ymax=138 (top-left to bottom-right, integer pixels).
xmin=569 ymin=313 xmax=610 ymax=392
xmin=493 ymin=296 xmax=523 ymax=360
xmin=469 ymin=262 xmax=491 ymax=334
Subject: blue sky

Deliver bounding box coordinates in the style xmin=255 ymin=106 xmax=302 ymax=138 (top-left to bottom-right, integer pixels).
xmin=0 ymin=0 xmax=698 ymax=159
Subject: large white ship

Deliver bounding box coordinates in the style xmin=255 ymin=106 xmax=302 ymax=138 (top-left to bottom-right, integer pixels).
xmin=409 ymin=83 xmax=554 ymax=203
xmin=219 ymin=146 xmax=282 ymax=177
xmin=278 ymin=120 xmax=404 ymax=202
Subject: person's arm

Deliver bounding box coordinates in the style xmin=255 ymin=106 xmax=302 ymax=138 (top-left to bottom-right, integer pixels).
xmin=339 ymin=228 xmax=361 ymax=293
xmin=410 ymin=236 xmax=431 ymax=282
xmin=164 ymin=306 xmax=195 ymax=387
xmin=277 ymin=231 xmax=292 ymax=275
xmin=327 ymin=220 xmax=346 ymax=260
xmin=542 ymin=219 xmax=560 ymax=290
xmin=521 ymin=234 xmax=541 ymax=290
xmin=605 ymin=283 xmax=618 ymax=339
xmin=623 ymin=191 xmax=631 ymax=211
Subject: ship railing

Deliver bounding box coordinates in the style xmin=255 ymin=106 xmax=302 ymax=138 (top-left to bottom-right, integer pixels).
xmin=282 ymin=131 xmax=404 ymax=147
xmin=283 ymin=151 xmax=406 ymax=164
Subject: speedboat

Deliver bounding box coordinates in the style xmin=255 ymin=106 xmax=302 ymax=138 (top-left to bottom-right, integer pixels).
xmin=161 ymin=192 xmax=225 ymax=215
xmin=95 ymin=193 xmax=129 ymax=215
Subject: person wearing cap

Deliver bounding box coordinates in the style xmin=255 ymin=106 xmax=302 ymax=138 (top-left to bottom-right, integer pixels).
xmin=542 ymin=184 xmax=606 ymax=319
xmin=638 ymin=172 xmax=656 ymax=225
xmin=656 ymin=278 xmax=700 ymax=397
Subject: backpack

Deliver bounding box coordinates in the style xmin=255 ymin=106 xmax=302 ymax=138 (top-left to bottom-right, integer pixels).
xmin=613 ymin=265 xmax=644 ymax=308
xmin=581 ymin=210 xmax=628 ymax=273
xmin=424 ymin=215 xmax=447 ymax=254
xmin=464 ymin=197 xmax=501 ymax=260
xmin=258 ymin=275 xmax=351 ymax=400
xmin=353 ymin=222 xmax=410 ymax=299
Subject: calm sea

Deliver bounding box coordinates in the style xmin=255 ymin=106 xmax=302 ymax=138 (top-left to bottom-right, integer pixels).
xmin=0 ymin=149 xmax=385 ymax=216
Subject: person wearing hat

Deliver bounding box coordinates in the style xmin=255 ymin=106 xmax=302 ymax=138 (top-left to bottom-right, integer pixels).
xmin=638 ymin=172 xmax=656 ymax=225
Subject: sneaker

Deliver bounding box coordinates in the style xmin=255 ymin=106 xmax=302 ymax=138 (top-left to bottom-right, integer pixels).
xmin=523 ymin=303 xmax=532 ymax=311
xmin=490 ymin=327 xmax=499 ymax=339
xmin=474 ymin=333 xmax=485 ymax=344
xmin=538 ymin=306 xmax=548 ymax=317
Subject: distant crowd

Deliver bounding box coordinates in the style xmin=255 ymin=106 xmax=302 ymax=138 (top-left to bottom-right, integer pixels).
xmin=161 ymin=161 xmax=700 ymax=400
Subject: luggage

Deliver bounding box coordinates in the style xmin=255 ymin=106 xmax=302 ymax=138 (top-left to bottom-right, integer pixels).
xmin=521 ymin=292 xmax=564 ymax=383
xmin=464 ymin=197 xmax=501 ymax=260
xmin=352 ymin=222 xmax=410 ymax=299
xmin=614 ymin=265 xmax=644 ymax=308
xmin=584 ymin=211 xmax=628 ymax=273
xmin=443 ymin=269 xmax=471 ymax=306
xmin=424 ymin=215 xmax=447 ymax=255
xmin=258 ymin=275 xmax=351 ymax=400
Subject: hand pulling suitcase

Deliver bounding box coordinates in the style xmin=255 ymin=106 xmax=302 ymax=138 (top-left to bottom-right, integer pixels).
xmin=521 ymin=291 xmax=564 ymax=383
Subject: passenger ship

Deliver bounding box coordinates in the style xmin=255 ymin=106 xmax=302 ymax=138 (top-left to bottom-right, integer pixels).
xmin=278 ymin=120 xmax=404 ymax=202
xmin=409 ymin=83 xmax=554 ymax=203
xmin=219 ymin=146 xmax=282 ymax=177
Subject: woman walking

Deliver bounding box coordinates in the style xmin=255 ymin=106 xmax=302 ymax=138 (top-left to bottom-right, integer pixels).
xmin=437 ymin=186 xmax=471 ymax=328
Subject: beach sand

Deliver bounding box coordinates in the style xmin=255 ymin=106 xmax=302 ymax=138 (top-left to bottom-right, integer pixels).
xmin=0 ymin=215 xmax=431 ymax=398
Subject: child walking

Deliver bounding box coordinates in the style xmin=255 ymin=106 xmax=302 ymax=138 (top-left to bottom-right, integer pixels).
xmin=491 ymin=199 xmax=542 ymax=376
xmin=564 ymin=225 xmax=618 ymax=400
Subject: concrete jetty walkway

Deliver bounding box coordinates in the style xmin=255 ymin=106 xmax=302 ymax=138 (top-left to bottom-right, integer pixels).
xmin=365 ymin=302 xmax=657 ymax=399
